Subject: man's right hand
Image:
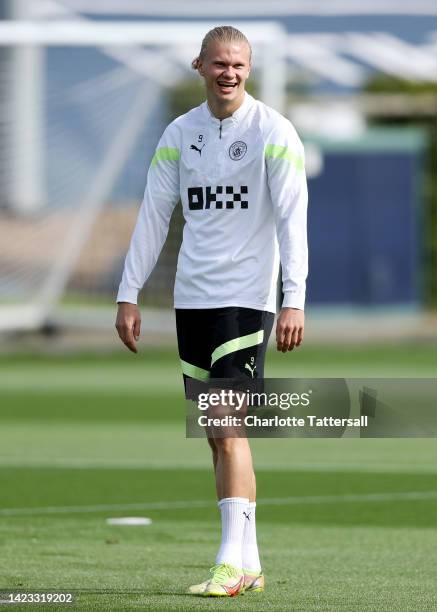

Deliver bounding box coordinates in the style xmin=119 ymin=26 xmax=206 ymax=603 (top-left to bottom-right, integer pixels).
xmin=115 ymin=302 xmax=141 ymax=353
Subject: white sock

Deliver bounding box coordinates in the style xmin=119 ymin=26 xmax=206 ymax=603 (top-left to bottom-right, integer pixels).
xmin=242 ymin=501 xmax=261 ymax=573
xmin=215 ymin=497 xmax=248 ymax=569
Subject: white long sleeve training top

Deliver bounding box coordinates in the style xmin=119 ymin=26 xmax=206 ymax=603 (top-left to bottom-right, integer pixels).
xmin=117 ymin=92 xmax=308 ymax=313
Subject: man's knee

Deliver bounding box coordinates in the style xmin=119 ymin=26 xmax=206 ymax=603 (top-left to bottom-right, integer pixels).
xmin=214 ymin=437 xmax=246 ymax=456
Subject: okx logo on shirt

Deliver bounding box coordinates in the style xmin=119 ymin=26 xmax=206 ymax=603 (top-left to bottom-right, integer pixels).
xmin=188 ymin=185 xmax=248 ymax=210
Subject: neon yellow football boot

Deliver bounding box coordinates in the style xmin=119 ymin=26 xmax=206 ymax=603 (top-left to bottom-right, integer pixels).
xmin=187 ymin=563 xmax=244 ymax=597
xmin=243 ymin=569 xmax=265 ymax=592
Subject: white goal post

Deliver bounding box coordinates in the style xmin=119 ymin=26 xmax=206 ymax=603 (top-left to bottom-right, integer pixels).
xmin=0 ymin=19 xmax=287 ymax=332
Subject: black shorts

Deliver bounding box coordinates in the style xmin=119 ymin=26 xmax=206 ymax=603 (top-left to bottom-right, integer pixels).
xmin=175 ymin=306 xmax=274 ymax=397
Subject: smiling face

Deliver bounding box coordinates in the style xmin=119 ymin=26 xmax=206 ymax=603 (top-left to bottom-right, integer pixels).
xmin=197 ymin=39 xmax=251 ymax=118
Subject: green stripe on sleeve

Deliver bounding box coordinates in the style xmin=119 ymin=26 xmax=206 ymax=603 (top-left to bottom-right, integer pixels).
xmin=180 ymin=359 xmax=210 ymax=381
xmin=211 ymin=331 xmax=264 ymax=367
xmin=265 ymin=144 xmax=304 ymax=170
xmin=150 ymin=147 xmax=180 ymax=167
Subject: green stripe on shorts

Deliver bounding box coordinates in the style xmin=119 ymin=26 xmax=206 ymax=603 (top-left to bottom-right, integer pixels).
xmin=180 ymin=359 xmax=210 ymax=381
xmin=210 ymin=330 xmax=264 ymax=367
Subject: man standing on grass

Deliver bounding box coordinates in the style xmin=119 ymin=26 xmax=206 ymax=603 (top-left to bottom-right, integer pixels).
xmin=115 ymin=26 xmax=308 ymax=597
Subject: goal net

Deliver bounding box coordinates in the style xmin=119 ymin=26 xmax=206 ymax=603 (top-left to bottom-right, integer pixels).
xmin=0 ymin=19 xmax=286 ymax=332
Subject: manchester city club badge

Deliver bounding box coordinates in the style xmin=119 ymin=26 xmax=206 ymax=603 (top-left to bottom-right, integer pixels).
xmin=229 ymin=141 xmax=247 ymax=160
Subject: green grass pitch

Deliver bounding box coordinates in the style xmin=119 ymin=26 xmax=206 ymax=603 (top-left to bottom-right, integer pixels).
xmin=1 ymin=344 xmax=437 ymax=610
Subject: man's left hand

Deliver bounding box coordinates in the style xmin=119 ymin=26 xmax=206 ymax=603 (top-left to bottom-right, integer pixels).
xmin=276 ymin=308 xmax=304 ymax=352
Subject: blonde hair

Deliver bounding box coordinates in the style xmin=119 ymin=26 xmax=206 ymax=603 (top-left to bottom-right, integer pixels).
xmin=191 ymin=26 xmax=252 ymax=70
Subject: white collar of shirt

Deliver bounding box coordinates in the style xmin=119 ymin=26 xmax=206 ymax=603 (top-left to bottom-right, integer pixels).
xmin=203 ymin=92 xmax=254 ymax=126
